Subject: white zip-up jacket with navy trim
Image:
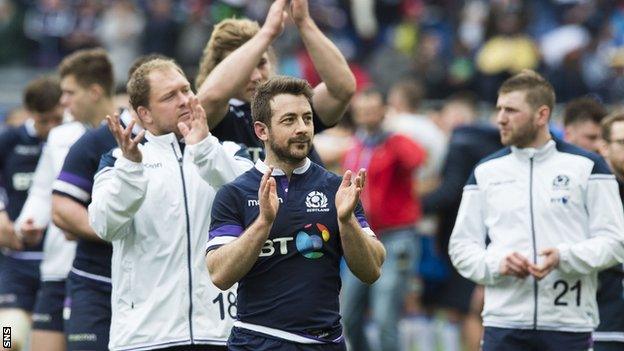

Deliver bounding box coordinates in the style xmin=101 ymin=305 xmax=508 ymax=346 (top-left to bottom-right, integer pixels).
xmin=449 ymin=138 xmax=624 ymax=332
xmin=88 ymin=132 xmax=252 ymax=351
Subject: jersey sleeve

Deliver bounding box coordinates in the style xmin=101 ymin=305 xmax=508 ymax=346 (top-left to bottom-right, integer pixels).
xmin=312 ymin=106 xmax=332 ymax=135
xmin=52 ymin=134 xmax=97 ymax=207
xmin=557 ymin=158 xmax=624 ymax=274
xmin=206 ymin=185 xmax=245 ymax=253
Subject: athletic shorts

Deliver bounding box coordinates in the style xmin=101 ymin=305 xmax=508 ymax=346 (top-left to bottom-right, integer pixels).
xmin=228 ymin=327 xmax=346 ymax=351
xmin=0 ymin=256 xmax=40 ymax=311
xmin=483 ymin=327 xmax=593 ymax=351
xmin=65 ymin=271 xmax=111 ymax=351
xmin=31 ymin=280 xmax=66 ymax=332
xmin=421 ymin=258 xmax=475 ymax=313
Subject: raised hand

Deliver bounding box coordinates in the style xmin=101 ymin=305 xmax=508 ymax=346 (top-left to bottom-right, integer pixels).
xmin=261 ymin=0 xmax=288 ymax=40
xmin=258 ymin=167 xmax=279 ymax=224
xmin=20 ymin=218 xmax=44 ymax=247
xmin=106 ymin=113 xmax=145 ymax=163
xmin=178 ymin=96 xmax=209 ymax=145
xmin=528 ymin=248 xmax=560 ymax=280
xmin=289 ymin=0 xmax=311 ymax=25
xmin=336 ymin=168 xmax=366 ymax=222
xmin=499 ymin=252 xmax=531 ymax=278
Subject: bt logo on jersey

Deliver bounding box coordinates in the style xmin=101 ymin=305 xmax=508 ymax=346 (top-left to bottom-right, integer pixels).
xmin=259 ymin=223 xmax=332 ymax=259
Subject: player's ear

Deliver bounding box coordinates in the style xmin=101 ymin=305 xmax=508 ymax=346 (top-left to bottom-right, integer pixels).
xmin=254 ymin=121 xmax=269 ymax=141
xmin=136 ymin=106 xmax=153 ymax=126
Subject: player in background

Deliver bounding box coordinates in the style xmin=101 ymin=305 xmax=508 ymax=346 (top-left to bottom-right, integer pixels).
xmin=15 ymin=48 xmax=115 ymax=351
xmin=0 ymin=76 xmax=63 ymax=351
xmin=195 ymin=0 xmax=355 ymax=163
xmin=594 ymin=112 xmax=624 ymax=351
xmin=449 ymin=70 xmax=624 ymax=351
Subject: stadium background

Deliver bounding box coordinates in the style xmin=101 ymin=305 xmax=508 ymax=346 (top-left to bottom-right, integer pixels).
xmin=1 ymin=0 xmax=622 ymax=350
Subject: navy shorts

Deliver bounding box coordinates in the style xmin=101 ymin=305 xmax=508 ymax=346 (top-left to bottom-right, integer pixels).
xmin=228 ymin=327 xmax=346 ymax=351
xmin=0 ymin=256 xmax=41 ymax=311
xmin=31 ymin=280 xmax=66 ymax=332
xmin=483 ymin=327 xmax=593 ymax=351
xmin=65 ymin=271 xmax=111 ymax=351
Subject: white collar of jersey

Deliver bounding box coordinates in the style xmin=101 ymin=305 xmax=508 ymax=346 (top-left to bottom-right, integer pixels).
xmin=229 ymin=98 xmax=247 ymax=107
xmin=24 ymin=118 xmax=38 ymax=137
xmin=255 ymin=158 xmax=312 ymax=176
xmin=511 ymin=138 xmax=556 ymax=161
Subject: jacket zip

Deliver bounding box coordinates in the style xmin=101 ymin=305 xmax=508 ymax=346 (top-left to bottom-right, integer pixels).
xmin=171 ymin=143 xmax=195 ymax=343
xmin=529 ymin=157 xmax=538 ymax=329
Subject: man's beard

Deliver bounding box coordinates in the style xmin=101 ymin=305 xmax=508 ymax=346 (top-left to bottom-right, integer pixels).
xmin=502 ymin=122 xmax=539 ymax=148
xmin=268 ymin=137 xmax=311 ymax=164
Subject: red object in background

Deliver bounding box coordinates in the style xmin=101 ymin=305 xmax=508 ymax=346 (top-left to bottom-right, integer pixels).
xmin=297 ymin=50 xmax=371 ymax=91
xmin=342 ymin=134 xmax=426 ymax=235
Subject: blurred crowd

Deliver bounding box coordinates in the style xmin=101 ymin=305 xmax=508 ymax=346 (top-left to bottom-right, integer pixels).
xmin=4 ymin=0 xmax=624 ymax=103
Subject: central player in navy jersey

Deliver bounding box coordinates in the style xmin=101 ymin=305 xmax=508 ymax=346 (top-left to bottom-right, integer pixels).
xmin=206 ymin=76 xmax=386 ymax=350
xmin=0 ymin=76 xmax=63 ymax=351
xmin=195 ymin=0 xmax=355 ymax=164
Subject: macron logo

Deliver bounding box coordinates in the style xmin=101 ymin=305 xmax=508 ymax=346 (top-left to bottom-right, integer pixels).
xmin=247 ymin=198 xmax=283 ymax=206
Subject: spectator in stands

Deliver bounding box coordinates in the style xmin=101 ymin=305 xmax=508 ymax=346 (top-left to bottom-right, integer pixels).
xmin=341 ymin=87 xmax=425 ymax=351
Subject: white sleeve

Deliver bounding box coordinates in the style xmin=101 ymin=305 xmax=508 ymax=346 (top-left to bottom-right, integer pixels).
xmin=88 ymin=153 xmax=148 ymax=242
xmin=186 ymin=135 xmax=253 ymax=188
xmin=449 ymin=183 xmax=505 ymax=286
xmin=15 ymin=142 xmax=57 ymax=229
xmin=557 ymin=175 xmax=624 ymax=275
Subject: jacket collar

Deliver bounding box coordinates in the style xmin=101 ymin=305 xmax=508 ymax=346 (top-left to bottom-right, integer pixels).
xmin=254 ymin=158 xmax=311 ymax=176
xmin=144 ymin=131 xmax=183 ymax=149
xmin=511 ymin=138 xmax=556 ymax=162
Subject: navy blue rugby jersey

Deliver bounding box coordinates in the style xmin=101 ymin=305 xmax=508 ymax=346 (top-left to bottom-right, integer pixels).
xmin=0 ymin=121 xmax=45 ymax=254
xmin=51 ymin=110 xmax=137 ymax=283
xmin=211 ymin=99 xmax=330 ymax=165
xmin=0 ymin=121 xmax=44 ymax=220
xmin=207 ymin=158 xmax=375 ymax=343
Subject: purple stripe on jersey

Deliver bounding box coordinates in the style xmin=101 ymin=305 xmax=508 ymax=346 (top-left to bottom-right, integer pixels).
xmin=356 ymin=214 xmax=369 ymax=228
xmin=209 ymin=225 xmax=244 ymax=239
xmin=57 ymin=171 xmax=92 ymax=192
xmin=51 ymin=190 xmax=89 ymax=207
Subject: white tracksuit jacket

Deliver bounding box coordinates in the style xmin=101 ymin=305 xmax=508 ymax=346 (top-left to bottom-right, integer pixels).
xmin=89 ymin=132 xmax=252 ymax=351
xmin=449 ymin=139 xmax=624 ymax=332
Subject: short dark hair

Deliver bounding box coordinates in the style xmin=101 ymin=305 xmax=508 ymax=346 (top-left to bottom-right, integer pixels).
xmin=59 ymin=48 xmax=114 ymax=97
xmin=601 ymin=112 xmax=624 ymax=142
xmin=251 ymin=76 xmax=313 ymax=126
xmin=127 ymin=58 xmax=184 ymax=112
xmin=498 ymin=69 xmax=555 ymax=114
xmin=563 ymin=97 xmax=607 ymax=127
xmin=23 ymin=76 xmax=62 ymax=113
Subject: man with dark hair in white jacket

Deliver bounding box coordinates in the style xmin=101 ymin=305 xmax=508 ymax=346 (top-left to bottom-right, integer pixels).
xmin=89 ymin=58 xmax=252 ymax=351
xmin=449 ymin=70 xmax=624 ymax=351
